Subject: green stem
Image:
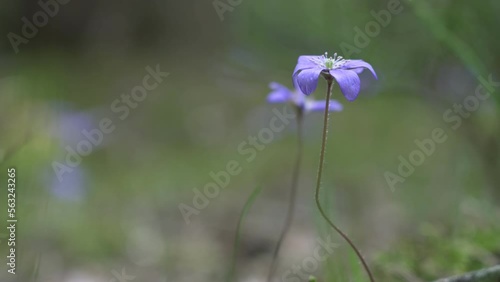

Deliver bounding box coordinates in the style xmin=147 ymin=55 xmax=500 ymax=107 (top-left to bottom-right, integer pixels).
xmin=266 ymin=111 xmax=304 ymax=282
xmin=314 ymin=78 xmax=375 ymax=282
xmin=31 ymin=182 xmax=50 ymax=282
xmin=226 ymin=185 xmax=263 ymax=282
xmin=433 ymin=265 xmax=500 ymax=282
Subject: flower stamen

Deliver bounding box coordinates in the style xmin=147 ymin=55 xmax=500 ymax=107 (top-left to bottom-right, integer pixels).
xmin=322 ymin=51 xmax=346 ymax=69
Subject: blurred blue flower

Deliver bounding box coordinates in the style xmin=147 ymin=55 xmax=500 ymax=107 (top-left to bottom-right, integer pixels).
xmin=50 ymin=166 xmax=87 ymax=201
xmin=55 ymin=110 xmax=96 ymax=148
xmin=47 ymin=107 xmax=96 ymax=202
xmin=267 ymin=82 xmax=343 ymax=113
xmin=292 ymin=53 xmax=377 ymax=101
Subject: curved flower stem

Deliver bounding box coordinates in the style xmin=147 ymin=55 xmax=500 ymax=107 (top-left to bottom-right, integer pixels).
xmin=266 ymin=111 xmax=304 ymax=282
xmin=315 ymin=78 xmax=375 ymax=282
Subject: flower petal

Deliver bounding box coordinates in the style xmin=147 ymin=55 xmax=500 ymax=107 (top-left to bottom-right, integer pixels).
xmin=267 ymin=82 xmax=293 ymax=103
xmin=293 ymin=55 xmax=323 ymax=76
xmin=305 ymin=99 xmax=343 ymax=112
xmin=352 ymin=68 xmax=364 ymax=74
xmin=342 ymin=60 xmax=377 ymax=79
xmin=294 ymin=68 xmax=322 ymax=95
xmin=329 ymin=69 xmax=361 ymax=101
xmin=291 ymin=91 xmax=306 ymax=108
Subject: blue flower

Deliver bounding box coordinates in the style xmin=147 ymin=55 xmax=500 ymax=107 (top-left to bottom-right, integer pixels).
xmin=267 ymin=82 xmax=343 ymax=113
xmin=50 ymin=166 xmax=87 ymax=201
xmin=292 ymin=53 xmax=377 ymax=101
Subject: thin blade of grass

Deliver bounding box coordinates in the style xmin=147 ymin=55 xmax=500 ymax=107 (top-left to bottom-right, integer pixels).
xmin=226 ymin=185 xmax=264 ymax=282
xmin=407 ymin=0 xmax=496 ymax=104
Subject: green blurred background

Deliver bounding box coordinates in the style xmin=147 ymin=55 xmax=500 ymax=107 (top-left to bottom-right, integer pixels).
xmin=0 ymin=0 xmax=499 ymax=281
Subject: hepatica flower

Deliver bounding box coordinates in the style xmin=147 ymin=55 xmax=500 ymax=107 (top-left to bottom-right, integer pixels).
xmin=267 ymin=82 xmax=343 ymax=113
xmin=293 ymin=52 xmax=377 ymax=101
xmin=290 ymin=53 xmax=378 ymax=281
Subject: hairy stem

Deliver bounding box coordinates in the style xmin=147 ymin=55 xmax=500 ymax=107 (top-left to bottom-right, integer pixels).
xmin=315 ymin=79 xmax=375 ymax=282
xmin=266 ymin=112 xmax=304 ymax=282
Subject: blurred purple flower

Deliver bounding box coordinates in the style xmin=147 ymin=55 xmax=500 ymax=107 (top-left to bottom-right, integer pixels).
xmin=50 ymin=166 xmax=87 ymax=201
xmin=55 ymin=111 xmax=96 ymax=148
xmin=292 ymin=52 xmax=377 ymax=101
xmin=267 ymin=82 xmax=343 ymax=113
